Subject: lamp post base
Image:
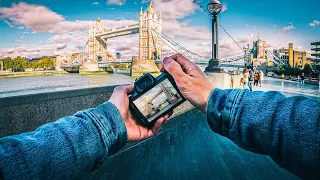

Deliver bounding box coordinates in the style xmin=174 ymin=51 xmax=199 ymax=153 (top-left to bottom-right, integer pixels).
xmin=204 ymin=58 xmax=224 ymax=73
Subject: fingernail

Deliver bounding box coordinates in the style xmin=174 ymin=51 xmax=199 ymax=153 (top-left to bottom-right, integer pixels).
xmin=163 ymin=57 xmax=173 ymax=64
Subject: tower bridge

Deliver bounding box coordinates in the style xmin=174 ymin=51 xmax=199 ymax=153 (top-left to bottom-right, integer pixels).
xmin=58 ymin=2 xmax=286 ymax=75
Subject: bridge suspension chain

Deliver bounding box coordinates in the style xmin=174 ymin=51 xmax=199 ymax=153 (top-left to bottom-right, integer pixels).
xmin=153 ymin=29 xmax=207 ymax=59
xmin=70 ymin=41 xmax=89 ymax=65
xmin=265 ymin=49 xmax=286 ymax=66
xmin=151 ymin=28 xmax=207 ymax=61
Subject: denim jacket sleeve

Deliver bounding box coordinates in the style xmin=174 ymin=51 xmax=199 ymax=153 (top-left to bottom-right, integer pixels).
xmin=206 ymin=88 xmax=320 ymax=179
xmin=0 ymin=102 xmax=127 ymax=180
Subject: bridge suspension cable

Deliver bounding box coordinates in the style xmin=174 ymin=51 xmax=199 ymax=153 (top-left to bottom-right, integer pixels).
xmin=193 ymin=0 xmax=244 ymax=52
xmin=70 ymin=41 xmax=89 ymax=65
xmin=151 ymin=28 xmax=207 ymax=61
xmin=265 ymin=49 xmax=286 ymax=66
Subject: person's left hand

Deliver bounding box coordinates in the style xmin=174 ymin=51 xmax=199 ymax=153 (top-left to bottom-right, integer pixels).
xmin=108 ymin=85 xmax=172 ymax=142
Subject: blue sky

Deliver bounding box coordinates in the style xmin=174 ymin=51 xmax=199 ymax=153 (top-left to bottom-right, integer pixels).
xmin=0 ymin=0 xmax=319 ymax=58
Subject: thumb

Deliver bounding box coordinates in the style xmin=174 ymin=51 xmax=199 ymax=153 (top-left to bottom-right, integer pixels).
xmin=163 ymin=57 xmax=185 ymax=78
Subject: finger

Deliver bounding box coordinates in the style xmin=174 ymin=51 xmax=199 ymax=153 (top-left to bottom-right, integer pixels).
xmin=125 ymin=84 xmax=135 ymax=95
xmin=163 ymin=114 xmax=170 ymax=120
xmin=170 ymin=54 xmax=195 ymax=68
xmin=163 ymin=57 xmax=186 ymax=78
xmin=151 ymin=117 xmax=166 ymax=135
xmin=160 ymin=64 xmax=165 ymax=72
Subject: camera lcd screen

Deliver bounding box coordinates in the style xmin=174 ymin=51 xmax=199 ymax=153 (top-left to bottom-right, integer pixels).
xmin=133 ymin=78 xmax=183 ymax=122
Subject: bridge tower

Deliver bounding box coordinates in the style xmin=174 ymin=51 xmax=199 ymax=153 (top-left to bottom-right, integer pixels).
xmin=139 ymin=2 xmax=162 ymax=61
xmin=254 ymin=34 xmax=266 ymax=60
xmin=251 ymin=34 xmax=267 ymax=66
xmin=88 ymin=18 xmax=108 ymax=62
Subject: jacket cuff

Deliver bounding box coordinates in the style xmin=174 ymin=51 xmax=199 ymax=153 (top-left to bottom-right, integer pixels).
xmin=206 ymin=88 xmax=243 ymax=137
xmin=91 ymin=102 xmax=128 ymax=156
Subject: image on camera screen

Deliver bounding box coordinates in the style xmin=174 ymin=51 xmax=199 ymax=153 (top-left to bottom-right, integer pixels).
xmin=133 ymin=78 xmax=183 ymax=122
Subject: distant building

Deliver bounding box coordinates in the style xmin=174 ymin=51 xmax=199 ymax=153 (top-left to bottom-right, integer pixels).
xmin=311 ymin=41 xmax=320 ymax=64
xmin=274 ymin=43 xmax=311 ymax=68
xmin=56 ymin=54 xmax=70 ymax=68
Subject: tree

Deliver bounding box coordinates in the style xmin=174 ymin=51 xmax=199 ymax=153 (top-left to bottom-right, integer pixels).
xmin=12 ymin=56 xmax=28 ymax=72
xmin=39 ymin=58 xmax=54 ymax=69
xmin=303 ymin=64 xmax=312 ymax=75
xmin=2 ymin=57 xmax=14 ymax=71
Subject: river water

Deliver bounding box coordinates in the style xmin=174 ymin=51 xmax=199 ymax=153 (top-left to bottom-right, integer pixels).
xmin=1 ymin=71 xmax=319 ymax=99
xmin=0 ymin=73 xmax=135 ymax=98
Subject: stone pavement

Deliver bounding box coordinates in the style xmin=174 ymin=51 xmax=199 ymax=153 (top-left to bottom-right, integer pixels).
xmin=83 ymin=109 xmax=299 ymax=180
xmin=250 ymin=77 xmax=320 ymax=99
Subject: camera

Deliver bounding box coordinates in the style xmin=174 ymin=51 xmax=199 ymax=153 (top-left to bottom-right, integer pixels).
xmin=129 ymin=71 xmax=185 ymax=128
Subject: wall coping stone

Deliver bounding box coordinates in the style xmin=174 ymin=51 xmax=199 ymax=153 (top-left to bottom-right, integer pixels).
xmin=0 ymin=85 xmax=127 ymax=108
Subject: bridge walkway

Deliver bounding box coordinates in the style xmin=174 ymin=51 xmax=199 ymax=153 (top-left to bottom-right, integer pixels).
xmin=84 ymin=109 xmax=298 ymax=180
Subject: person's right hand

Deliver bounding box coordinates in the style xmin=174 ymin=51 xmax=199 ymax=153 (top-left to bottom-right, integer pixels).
xmin=162 ymin=54 xmax=215 ymax=113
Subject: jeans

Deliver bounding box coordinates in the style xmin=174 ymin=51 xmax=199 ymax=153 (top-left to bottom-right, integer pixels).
xmin=301 ymin=80 xmax=304 ymax=88
xmin=248 ymin=81 xmax=253 ymax=91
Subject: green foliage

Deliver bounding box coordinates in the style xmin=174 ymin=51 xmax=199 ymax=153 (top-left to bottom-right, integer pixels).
xmin=303 ymin=64 xmax=312 ymax=74
xmin=0 ymin=56 xmax=54 ymax=71
xmin=3 ymin=57 xmax=14 ymax=71
xmin=275 ymin=65 xmax=303 ymax=76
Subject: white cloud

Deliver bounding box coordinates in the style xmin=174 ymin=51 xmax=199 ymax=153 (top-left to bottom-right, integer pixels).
xmin=198 ymin=42 xmax=211 ymax=47
xmin=92 ymin=2 xmax=100 ymax=6
xmin=56 ymin=43 xmax=67 ymax=50
xmin=152 ymin=0 xmax=196 ymax=20
xmin=107 ymin=0 xmax=126 ymax=6
xmin=309 ymin=20 xmax=319 ymax=28
xmin=0 ymin=44 xmax=64 ymax=58
xmin=245 ymin=24 xmax=257 ymax=30
xmin=4 ymin=19 xmax=14 ymax=28
xmin=279 ymin=23 xmax=295 ymax=33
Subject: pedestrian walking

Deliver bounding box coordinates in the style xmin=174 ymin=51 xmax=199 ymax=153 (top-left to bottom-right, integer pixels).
xmin=259 ymin=70 xmax=264 ymax=87
xmin=243 ymin=69 xmax=249 ymax=89
xmin=248 ymin=67 xmax=254 ymax=91
xmin=300 ymin=72 xmax=305 ymax=88
xmin=254 ymin=72 xmax=260 ymax=86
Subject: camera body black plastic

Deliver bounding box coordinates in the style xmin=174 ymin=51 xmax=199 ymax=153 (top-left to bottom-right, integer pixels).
xmin=129 ymin=71 xmax=185 ymax=128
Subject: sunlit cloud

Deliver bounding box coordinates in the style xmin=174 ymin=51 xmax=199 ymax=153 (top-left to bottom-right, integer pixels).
xmin=309 ymin=20 xmax=319 ymax=28
xmin=106 ymin=0 xmax=126 ymax=6
xmin=279 ymin=23 xmax=295 ymax=33
xmin=92 ymin=2 xmax=100 ymax=6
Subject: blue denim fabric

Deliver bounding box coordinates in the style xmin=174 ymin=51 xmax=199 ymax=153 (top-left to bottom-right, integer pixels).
xmin=0 ymin=102 xmax=127 ymax=180
xmin=206 ymin=88 xmax=320 ymax=179
xmin=247 ymin=81 xmax=253 ymax=91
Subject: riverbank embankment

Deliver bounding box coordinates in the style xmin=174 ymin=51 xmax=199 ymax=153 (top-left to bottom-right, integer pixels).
xmin=0 ymin=70 xmax=68 ymax=78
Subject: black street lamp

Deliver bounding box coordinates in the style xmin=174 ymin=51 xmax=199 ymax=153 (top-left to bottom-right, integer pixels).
xmin=205 ymin=0 xmax=223 ymax=72
xmin=243 ymin=45 xmax=249 ymax=68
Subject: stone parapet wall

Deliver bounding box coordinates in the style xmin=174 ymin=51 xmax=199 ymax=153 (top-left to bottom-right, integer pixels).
xmin=0 ymin=85 xmax=193 ymax=138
